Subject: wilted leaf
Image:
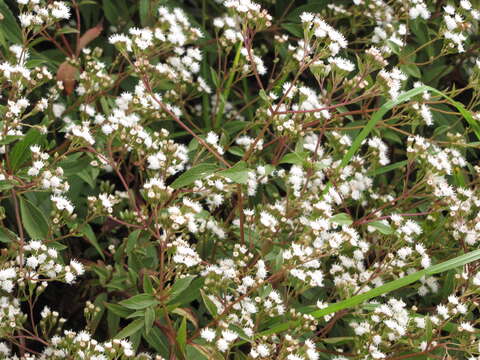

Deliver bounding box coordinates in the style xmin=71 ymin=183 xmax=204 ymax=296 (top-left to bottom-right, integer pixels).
xmin=57 ymin=61 xmax=78 ymax=95
xmin=77 ymin=22 xmax=103 ymax=55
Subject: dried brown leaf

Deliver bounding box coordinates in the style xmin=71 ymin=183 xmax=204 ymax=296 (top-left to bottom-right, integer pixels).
xmin=77 ymin=22 xmax=103 ymax=55
xmin=56 ymin=61 xmax=78 ymax=95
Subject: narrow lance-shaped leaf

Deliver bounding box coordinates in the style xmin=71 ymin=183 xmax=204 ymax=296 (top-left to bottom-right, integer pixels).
xmin=176 ymin=317 xmax=187 ymax=355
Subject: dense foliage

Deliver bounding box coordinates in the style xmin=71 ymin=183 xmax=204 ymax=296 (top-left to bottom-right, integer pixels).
xmin=2 ymin=0 xmax=480 ymax=359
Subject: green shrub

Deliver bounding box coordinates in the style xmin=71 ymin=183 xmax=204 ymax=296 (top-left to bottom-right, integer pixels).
xmin=1 ymin=0 xmax=480 ymax=359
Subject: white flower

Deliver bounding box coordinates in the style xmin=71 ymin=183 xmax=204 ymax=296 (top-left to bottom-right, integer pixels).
xmin=300 ymin=12 xmax=314 ymax=23
xmin=420 ymin=104 xmax=433 ymax=126
xmin=259 ymin=211 xmax=278 ymax=231
xmin=216 ymin=338 xmax=229 ymax=352
xmin=51 ymin=195 xmax=74 ymax=214
xmin=69 ymin=259 xmax=85 ymax=275
xmin=65 ymin=272 xmax=75 ymax=284
xmin=460 ymin=0 xmax=472 ymax=10
xmin=26 ymin=256 xmax=39 ymax=269
xmin=200 ymin=328 xmax=216 ymax=342
xmin=109 ymin=34 xmax=133 ymax=51
xmin=221 ymin=329 xmax=238 ymax=343
xmin=459 ymin=321 xmax=475 ymax=332
xmin=51 ymin=1 xmax=71 ymax=19
xmin=329 ymin=56 xmax=355 ymax=72
xmin=206 ymin=131 xmax=219 ymax=145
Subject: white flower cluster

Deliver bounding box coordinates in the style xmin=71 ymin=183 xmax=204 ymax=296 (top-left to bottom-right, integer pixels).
xmin=377 ymin=67 xmax=408 ymax=99
xmin=0 ymin=296 xmax=26 ymax=337
xmin=442 ymin=2 xmax=479 ymax=53
xmin=224 ymin=0 xmax=272 ymax=29
xmin=350 ymin=298 xmax=421 ymax=359
xmin=23 ymin=240 xmax=85 ymax=284
xmin=170 ymin=237 xmax=202 ymax=268
xmin=213 ymin=14 xmax=242 ymax=46
xmin=76 ymin=50 xmax=115 ymax=96
xmin=17 ymin=0 xmax=70 ymax=28
xmin=407 ymin=135 xmax=467 ymax=175
xmin=300 ymin=12 xmax=348 ymax=56
xmin=0 ymin=329 xmax=156 ymax=359
xmin=110 ymin=7 xmax=201 ymax=51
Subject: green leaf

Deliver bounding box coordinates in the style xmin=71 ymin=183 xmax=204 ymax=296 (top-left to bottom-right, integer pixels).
xmin=169 ymin=276 xmax=196 ymax=304
xmin=176 ymin=316 xmax=187 ymax=355
xmin=115 ymin=318 xmax=144 ymax=339
xmin=217 ymin=161 xmax=249 ymax=184
xmin=259 ymin=89 xmax=269 ymax=103
xmin=107 ymin=308 xmax=120 ymax=337
xmin=0 ymin=227 xmax=16 ymax=243
xmin=59 ymin=155 xmax=92 ymax=176
xmin=200 ymin=290 xmax=218 ymax=317
xmin=19 ymin=197 xmax=49 ymax=240
xmin=367 ymin=160 xmax=408 ymax=176
xmin=56 ymin=26 xmax=80 ymax=35
xmin=423 ymin=64 xmax=452 ymax=85
xmin=368 ymin=221 xmax=394 ymax=235
xmin=167 ymin=277 xmax=204 ymax=308
xmin=172 ymin=308 xmax=198 ymax=329
xmin=0 ymin=0 xmax=22 ymax=44
xmin=143 ymin=275 xmax=154 ymax=295
xmin=0 ymin=135 xmax=22 ymax=145
xmin=410 ymin=20 xmax=433 ymax=58
xmin=186 ymin=344 xmax=210 ymax=360
xmin=279 ymin=152 xmax=308 ymax=165
xmin=76 ymin=167 xmax=98 ymax=188
xmin=126 ymin=229 xmax=142 ymax=255
xmin=210 ymin=67 xmax=220 ymax=87
xmin=119 ymin=294 xmax=159 ymax=310
xmin=322 ymin=337 xmax=355 ymax=344
xmin=79 ymin=223 xmax=105 ymax=260
xmin=102 ymin=0 xmax=128 ymax=25
xmin=441 ymin=270 xmax=456 ymax=299
xmin=400 ymin=64 xmax=421 ymax=78
xmin=281 ymin=23 xmax=303 ymax=37
xmin=228 ymin=146 xmax=245 ymax=157
xmin=170 ymin=163 xmax=218 ymax=189
xmin=90 ymin=293 xmax=107 ymax=333
xmin=104 ymin=302 xmax=133 ymax=317
xmin=0 ymin=181 xmax=14 ymax=191
xmin=139 ymin=0 xmax=150 ymax=26
xmin=145 ymin=307 xmax=155 ymax=335
xmin=330 ymin=213 xmax=353 ymax=226
xmin=143 ymin=327 xmax=169 ymax=358
xmin=286 ymin=2 xmax=328 ymax=21
xmin=10 ymin=129 xmax=42 ymax=171
xmin=126 ymin=310 xmax=146 ymax=320
xmin=425 ymin=316 xmax=433 ymax=342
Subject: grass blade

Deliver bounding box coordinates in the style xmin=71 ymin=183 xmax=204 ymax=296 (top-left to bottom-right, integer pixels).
xmin=323 ymin=86 xmax=428 ymax=195
xmin=258 ymin=248 xmax=480 ymax=337
xmin=323 ymin=85 xmax=479 ymax=196
xmin=424 ymin=86 xmax=480 ymax=141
